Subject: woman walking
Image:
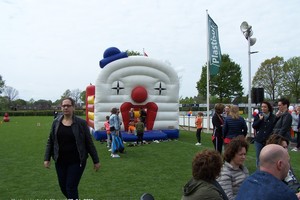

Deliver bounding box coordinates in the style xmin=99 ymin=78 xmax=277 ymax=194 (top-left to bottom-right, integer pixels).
xmin=44 ymin=97 xmax=100 ymax=199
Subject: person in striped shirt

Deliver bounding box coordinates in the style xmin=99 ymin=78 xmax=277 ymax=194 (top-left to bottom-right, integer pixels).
xmin=217 ymin=136 xmax=249 ymax=200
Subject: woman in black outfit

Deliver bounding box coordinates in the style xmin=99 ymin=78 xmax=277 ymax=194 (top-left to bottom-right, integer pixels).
xmin=44 ymin=97 xmax=100 ymax=199
xmin=212 ymin=103 xmax=225 ymax=154
xmin=252 ymin=101 xmax=275 ymax=167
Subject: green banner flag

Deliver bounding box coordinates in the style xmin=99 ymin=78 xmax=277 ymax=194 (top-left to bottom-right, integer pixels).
xmin=208 ymin=15 xmax=222 ymax=76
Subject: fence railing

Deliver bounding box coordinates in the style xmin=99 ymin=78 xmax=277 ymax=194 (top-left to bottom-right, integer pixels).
xmin=179 ymin=115 xmax=254 ymax=135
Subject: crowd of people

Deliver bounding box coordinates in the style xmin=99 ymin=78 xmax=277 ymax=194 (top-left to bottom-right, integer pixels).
xmin=182 ymin=97 xmax=300 ymax=199
xmin=43 ymin=97 xmax=300 ymax=199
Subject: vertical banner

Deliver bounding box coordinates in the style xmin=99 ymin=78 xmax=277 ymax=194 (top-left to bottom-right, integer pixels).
xmin=208 ymin=15 xmax=222 ymax=76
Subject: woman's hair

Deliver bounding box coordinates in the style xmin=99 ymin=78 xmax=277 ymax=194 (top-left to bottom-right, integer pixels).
xmin=261 ymin=101 xmax=273 ymax=113
xmin=192 ymin=149 xmax=222 ymax=182
xmin=278 ymin=97 xmax=290 ymax=108
xmin=197 ymin=112 xmax=204 ymax=116
xmin=229 ymin=105 xmax=240 ymax=119
xmin=111 ymin=107 xmax=118 ymax=114
xmin=266 ymin=134 xmax=290 ymax=146
xmin=224 ymin=136 xmax=249 ymax=163
xmin=214 ymin=103 xmax=225 ymax=114
xmin=62 ymin=97 xmax=75 ymax=107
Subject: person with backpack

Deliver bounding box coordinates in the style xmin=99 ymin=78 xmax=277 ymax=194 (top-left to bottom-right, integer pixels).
xmin=109 ymin=107 xmax=123 ymax=158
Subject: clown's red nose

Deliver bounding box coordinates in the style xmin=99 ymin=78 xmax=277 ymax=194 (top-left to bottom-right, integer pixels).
xmin=131 ymin=86 xmax=148 ymax=103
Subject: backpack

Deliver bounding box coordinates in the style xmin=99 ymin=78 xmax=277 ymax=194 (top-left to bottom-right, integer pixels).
xmin=112 ymin=135 xmax=125 ymax=153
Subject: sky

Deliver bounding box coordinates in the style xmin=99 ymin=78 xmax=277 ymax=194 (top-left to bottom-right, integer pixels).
xmin=1 ymin=0 xmax=300 ymax=101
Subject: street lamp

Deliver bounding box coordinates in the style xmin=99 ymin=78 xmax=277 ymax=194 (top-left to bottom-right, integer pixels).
xmin=240 ymin=21 xmax=258 ymax=137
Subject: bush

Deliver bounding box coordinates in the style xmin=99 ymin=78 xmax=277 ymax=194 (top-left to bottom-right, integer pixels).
xmin=0 ymin=110 xmax=85 ymax=117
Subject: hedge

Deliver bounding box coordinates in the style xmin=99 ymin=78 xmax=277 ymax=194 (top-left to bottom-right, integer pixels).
xmin=0 ymin=110 xmax=85 ymax=117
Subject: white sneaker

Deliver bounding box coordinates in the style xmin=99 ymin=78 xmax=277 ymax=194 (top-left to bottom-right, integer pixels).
xmin=108 ymin=149 xmax=112 ymax=152
xmin=195 ymin=142 xmax=202 ymax=146
xmin=291 ymin=147 xmax=298 ymax=152
xmin=112 ymin=154 xmax=120 ymax=158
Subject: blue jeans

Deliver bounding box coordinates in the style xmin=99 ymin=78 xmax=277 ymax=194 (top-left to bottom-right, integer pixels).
xmin=55 ymin=161 xmax=86 ymax=199
xmin=254 ymin=141 xmax=264 ymax=168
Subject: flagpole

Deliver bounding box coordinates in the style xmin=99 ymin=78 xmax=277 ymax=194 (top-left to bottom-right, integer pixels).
xmin=206 ymin=10 xmax=210 ymax=133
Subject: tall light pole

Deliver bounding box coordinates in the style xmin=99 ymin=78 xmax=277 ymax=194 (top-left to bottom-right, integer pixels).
xmin=240 ymin=21 xmax=257 ymax=137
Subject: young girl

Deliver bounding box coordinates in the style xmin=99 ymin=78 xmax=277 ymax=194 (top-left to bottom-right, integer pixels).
xmin=195 ymin=112 xmax=203 ymax=146
xmin=128 ymin=120 xmax=136 ymax=134
xmin=104 ymin=116 xmax=111 ymax=148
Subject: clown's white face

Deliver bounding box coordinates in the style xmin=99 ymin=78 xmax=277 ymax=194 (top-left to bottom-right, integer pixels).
xmin=94 ymin=56 xmax=179 ymax=131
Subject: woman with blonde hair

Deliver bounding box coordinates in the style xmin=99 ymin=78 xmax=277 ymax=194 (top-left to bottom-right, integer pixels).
xmin=223 ymin=105 xmax=247 ymax=145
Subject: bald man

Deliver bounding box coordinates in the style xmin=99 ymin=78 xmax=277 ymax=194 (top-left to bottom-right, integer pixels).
xmin=236 ymin=144 xmax=299 ymax=200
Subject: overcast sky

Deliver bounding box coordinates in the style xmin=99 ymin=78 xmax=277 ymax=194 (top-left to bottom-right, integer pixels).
xmin=1 ymin=0 xmax=300 ymax=101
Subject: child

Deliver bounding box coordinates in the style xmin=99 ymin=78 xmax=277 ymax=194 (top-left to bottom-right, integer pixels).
xmin=104 ymin=116 xmax=111 ymax=149
xmin=195 ymin=112 xmax=203 ymax=146
xmin=135 ymin=117 xmax=145 ymax=145
xmin=128 ymin=120 xmax=136 ymax=134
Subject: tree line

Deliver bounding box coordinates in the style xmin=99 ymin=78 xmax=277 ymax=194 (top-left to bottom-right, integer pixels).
xmin=0 ymin=78 xmax=86 ymax=111
xmin=1 ymin=54 xmax=299 ymax=111
xmin=181 ymin=55 xmax=300 ymax=105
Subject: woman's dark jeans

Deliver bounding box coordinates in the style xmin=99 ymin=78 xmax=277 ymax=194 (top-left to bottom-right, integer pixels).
xmin=55 ymin=161 xmax=86 ymax=199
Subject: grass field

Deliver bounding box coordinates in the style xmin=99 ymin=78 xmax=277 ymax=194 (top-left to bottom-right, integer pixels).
xmin=0 ymin=116 xmax=299 ymax=200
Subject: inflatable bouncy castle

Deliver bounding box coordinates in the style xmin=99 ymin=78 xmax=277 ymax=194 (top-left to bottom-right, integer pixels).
xmin=87 ymin=47 xmax=180 ymax=142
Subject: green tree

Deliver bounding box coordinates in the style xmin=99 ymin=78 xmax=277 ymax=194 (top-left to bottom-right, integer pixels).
xmin=3 ymin=86 xmax=19 ymax=106
xmin=13 ymin=99 xmax=27 ymax=109
xmin=80 ymin=90 xmax=86 ymax=104
xmin=0 ymin=96 xmax=9 ymax=110
xmin=33 ymin=99 xmax=52 ymax=109
xmin=179 ymin=96 xmax=195 ymax=104
xmin=252 ymin=56 xmax=284 ymax=101
xmin=0 ymin=75 xmax=5 ymax=94
xmin=61 ymin=89 xmax=71 ymax=99
xmin=196 ymin=54 xmax=244 ymax=102
xmin=70 ymin=89 xmax=82 ymax=106
xmin=282 ymin=56 xmax=300 ymax=102
xmin=28 ymin=98 xmax=35 ymax=106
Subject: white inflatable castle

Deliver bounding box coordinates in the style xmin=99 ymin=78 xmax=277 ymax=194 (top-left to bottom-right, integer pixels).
xmin=86 ymin=47 xmax=180 ymax=141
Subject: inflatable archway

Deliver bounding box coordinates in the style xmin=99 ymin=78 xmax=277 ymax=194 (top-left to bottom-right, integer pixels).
xmin=88 ymin=47 xmax=180 ymax=141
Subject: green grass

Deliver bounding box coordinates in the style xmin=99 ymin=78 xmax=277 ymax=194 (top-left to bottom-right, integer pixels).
xmin=0 ymin=116 xmax=299 ymax=200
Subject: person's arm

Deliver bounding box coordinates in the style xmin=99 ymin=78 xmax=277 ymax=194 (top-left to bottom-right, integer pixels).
xmin=81 ymin=119 xmax=100 ymax=171
xmin=223 ymin=119 xmax=228 ymax=138
xmin=217 ymin=171 xmax=234 ymax=200
xmin=252 ymin=115 xmax=262 ymax=129
xmin=44 ymin=122 xmax=55 ymax=168
xmin=241 ymin=118 xmax=248 ymax=136
xmin=279 ymin=113 xmax=292 ymax=136
xmin=212 ymin=115 xmax=222 ymax=131
xmin=296 ymin=192 xmax=300 ymax=200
